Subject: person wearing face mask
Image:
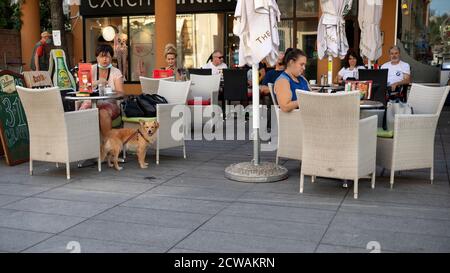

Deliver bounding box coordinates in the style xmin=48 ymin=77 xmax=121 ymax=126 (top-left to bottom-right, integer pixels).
xmin=274 ymin=48 xmax=311 ymax=113
xmin=381 ymin=46 xmax=411 ymax=92
xmin=31 ymin=31 xmax=53 ymax=71
xmin=79 ymin=44 xmax=124 ymax=137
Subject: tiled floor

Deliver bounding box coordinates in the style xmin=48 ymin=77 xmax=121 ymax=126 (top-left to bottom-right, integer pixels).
xmin=1 ymin=109 xmax=449 ymax=253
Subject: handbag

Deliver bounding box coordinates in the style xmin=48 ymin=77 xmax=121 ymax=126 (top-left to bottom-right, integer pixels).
xmin=384 ymin=99 xmax=414 ymax=131
xmin=121 ymin=96 xmax=145 ymax=117
xmin=136 ymin=94 xmax=168 ymax=117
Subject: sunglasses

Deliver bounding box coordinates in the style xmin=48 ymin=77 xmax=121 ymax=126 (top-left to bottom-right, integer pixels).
xmin=215 ymin=56 xmax=224 ymax=59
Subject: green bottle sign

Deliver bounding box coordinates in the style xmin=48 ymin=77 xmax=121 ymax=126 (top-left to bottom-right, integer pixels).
xmin=56 ymin=57 xmax=71 ymax=89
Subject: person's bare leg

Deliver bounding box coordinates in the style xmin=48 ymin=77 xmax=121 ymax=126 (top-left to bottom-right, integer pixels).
xmin=99 ymin=109 xmax=112 ymax=138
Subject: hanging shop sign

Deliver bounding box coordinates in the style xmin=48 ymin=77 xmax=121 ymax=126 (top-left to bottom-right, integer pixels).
xmin=80 ymin=0 xmax=237 ymax=16
xmin=81 ymin=0 xmax=153 ymax=16
xmin=176 ymin=0 xmax=237 ymax=13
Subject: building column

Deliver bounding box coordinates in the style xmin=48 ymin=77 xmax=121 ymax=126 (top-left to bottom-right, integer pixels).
xmin=379 ymin=0 xmax=397 ymax=65
xmin=155 ymin=0 xmax=176 ymax=69
xmin=20 ymin=0 xmax=41 ymax=71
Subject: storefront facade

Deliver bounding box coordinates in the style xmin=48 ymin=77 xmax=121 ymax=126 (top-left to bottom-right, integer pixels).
xmin=79 ymin=0 xmax=237 ymax=83
xmin=17 ymin=1 xmax=448 ymax=93
xmin=74 ymin=0 xmax=385 ymax=89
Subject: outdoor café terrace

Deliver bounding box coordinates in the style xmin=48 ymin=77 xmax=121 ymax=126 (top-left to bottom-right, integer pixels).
xmin=0 ymin=112 xmax=449 ymax=253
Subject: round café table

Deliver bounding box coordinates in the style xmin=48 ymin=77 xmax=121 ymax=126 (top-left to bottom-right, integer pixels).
xmin=64 ymin=92 xmax=123 ymax=108
xmin=360 ymin=100 xmax=384 ymax=109
xmin=310 ymin=84 xmax=345 ymax=93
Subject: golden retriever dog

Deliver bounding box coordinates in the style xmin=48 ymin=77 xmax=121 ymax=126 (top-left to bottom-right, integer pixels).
xmin=101 ymin=120 xmax=159 ymax=171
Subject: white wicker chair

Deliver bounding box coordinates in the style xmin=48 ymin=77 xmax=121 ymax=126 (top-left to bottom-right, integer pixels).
xmin=376 ymin=84 xmax=450 ymax=188
xmin=139 ymin=76 xmax=174 ymax=95
xmin=17 ymin=86 xmax=101 ymax=179
xmin=268 ymin=83 xmax=278 ymax=120
xmin=153 ymin=80 xmax=191 ymax=164
xmin=297 ymin=91 xmax=377 ymax=199
xmin=187 ymin=74 xmax=221 ymax=131
xmin=269 ymin=83 xmax=302 ymax=164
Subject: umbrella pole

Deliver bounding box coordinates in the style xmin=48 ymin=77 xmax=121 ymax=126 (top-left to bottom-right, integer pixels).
xmin=368 ymin=59 xmax=372 ymax=69
xmin=224 ymin=62 xmax=288 ymax=183
xmin=252 ymin=63 xmax=260 ymax=166
xmin=328 ymin=55 xmax=333 ymax=85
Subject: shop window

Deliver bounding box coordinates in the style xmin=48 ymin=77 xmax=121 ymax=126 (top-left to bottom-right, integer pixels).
xmin=296 ymin=0 xmax=318 ymax=17
xmin=279 ymin=20 xmax=294 ymax=52
xmin=84 ymin=17 xmax=127 ymax=69
xmin=278 ymin=0 xmax=294 ymax=18
xmin=84 ymin=16 xmax=155 ymax=82
xmin=296 ymin=20 xmax=318 ymax=81
xmin=176 ymin=14 xmax=223 ymax=69
xmin=129 ymin=16 xmax=155 ymax=81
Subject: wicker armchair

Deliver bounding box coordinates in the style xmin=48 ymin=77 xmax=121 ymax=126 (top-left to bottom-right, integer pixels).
xmin=139 ymin=76 xmax=174 ymax=95
xmin=153 ymin=80 xmax=191 ymax=164
xmin=187 ymin=74 xmax=221 ymax=132
xmin=123 ymin=80 xmax=190 ymax=164
xmin=17 ymin=86 xmax=101 ymax=179
xmin=376 ymin=84 xmax=450 ymax=188
xmin=268 ymin=83 xmax=302 ymax=164
xmin=297 ymin=91 xmax=377 ymax=199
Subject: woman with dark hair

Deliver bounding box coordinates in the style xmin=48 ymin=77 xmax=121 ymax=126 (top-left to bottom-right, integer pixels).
xmin=274 ymin=48 xmax=310 ymax=113
xmin=79 ymin=44 xmax=124 ymax=137
xmin=336 ymin=49 xmax=365 ymax=84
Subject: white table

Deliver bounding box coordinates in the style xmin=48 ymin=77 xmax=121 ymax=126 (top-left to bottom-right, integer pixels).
xmin=360 ymin=100 xmax=384 ymax=109
xmin=310 ymin=84 xmax=345 ymax=93
xmin=64 ymin=92 xmax=122 ymax=108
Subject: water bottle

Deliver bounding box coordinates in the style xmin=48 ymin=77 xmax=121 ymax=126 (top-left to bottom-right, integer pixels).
xmin=104 ymin=84 xmax=112 ymax=95
xmin=98 ymin=83 xmax=105 ymax=96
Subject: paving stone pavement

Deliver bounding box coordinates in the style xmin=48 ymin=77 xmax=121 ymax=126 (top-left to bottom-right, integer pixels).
xmin=0 ymin=110 xmax=449 ymax=253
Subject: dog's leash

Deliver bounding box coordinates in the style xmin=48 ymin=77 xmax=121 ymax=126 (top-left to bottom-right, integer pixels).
xmin=123 ymin=129 xmax=151 ymax=146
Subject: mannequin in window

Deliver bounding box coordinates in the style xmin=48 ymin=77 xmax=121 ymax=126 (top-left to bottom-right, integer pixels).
xmin=114 ymin=33 xmax=128 ymax=81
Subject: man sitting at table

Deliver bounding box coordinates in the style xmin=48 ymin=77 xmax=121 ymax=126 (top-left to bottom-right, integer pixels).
xmin=381 ymin=45 xmax=411 ymax=94
xmin=79 ymin=44 xmax=124 ymax=137
xmin=202 ymin=50 xmax=228 ymax=75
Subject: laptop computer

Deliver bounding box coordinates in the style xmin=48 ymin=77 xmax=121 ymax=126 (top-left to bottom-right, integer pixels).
xmin=188 ymin=68 xmax=212 ymax=77
xmin=358 ymin=69 xmax=388 ymax=105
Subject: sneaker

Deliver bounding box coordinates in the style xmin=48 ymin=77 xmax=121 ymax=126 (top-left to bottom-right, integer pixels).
xmin=342 ymin=180 xmax=349 ymax=188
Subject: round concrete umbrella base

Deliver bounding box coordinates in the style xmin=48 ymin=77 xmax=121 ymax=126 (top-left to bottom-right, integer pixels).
xmin=225 ymin=162 xmax=288 ymax=183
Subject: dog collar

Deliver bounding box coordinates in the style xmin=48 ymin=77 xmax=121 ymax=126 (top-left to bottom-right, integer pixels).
xmin=137 ymin=129 xmax=151 ymax=144
xmin=122 ymin=129 xmax=151 ymax=145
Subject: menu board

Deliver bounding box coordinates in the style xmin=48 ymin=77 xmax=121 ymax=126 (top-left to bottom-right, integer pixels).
xmin=0 ymin=70 xmax=29 ymax=166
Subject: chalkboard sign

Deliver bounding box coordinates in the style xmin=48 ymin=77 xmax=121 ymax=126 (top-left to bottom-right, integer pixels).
xmin=0 ymin=70 xmax=29 ymax=166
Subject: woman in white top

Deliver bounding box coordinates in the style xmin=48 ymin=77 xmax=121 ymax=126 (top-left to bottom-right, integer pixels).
xmin=79 ymin=44 xmax=124 ymax=137
xmin=336 ymin=49 xmax=365 ymax=84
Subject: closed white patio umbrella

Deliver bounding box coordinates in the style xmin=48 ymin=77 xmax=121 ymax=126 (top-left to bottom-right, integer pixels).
xmin=317 ymin=0 xmax=353 ymax=85
xmin=225 ymin=0 xmax=288 ymax=183
xmin=359 ymin=0 xmax=383 ymax=68
xmin=65 ymin=0 xmax=80 ymax=5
